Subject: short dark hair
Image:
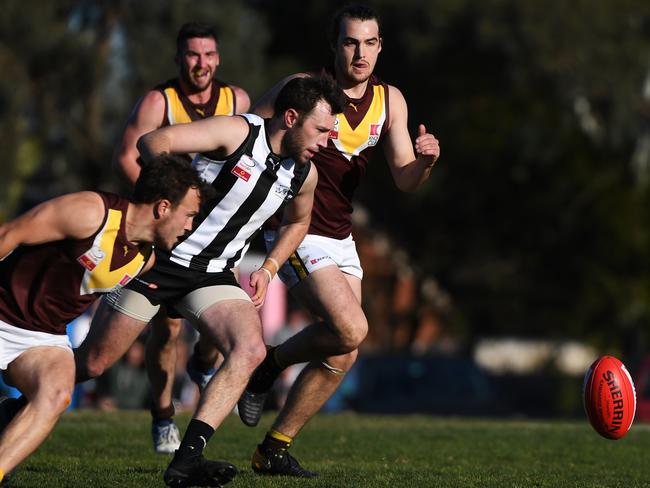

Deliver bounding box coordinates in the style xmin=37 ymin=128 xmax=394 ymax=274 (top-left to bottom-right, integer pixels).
xmin=273 ymin=75 xmax=346 ymax=120
xmin=328 ymin=4 xmax=382 ymax=47
xmin=132 ymin=153 xmax=206 ymax=207
xmin=176 ymin=22 xmax=219 ymax=54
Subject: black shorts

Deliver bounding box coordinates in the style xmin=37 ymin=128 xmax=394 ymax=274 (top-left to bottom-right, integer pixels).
xmin=126 ymin=257 xmax=240 ymax=318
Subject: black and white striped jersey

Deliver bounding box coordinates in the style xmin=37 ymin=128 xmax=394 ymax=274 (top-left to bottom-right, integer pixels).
xmin=167 ymin=113 xmax=311 ymax=273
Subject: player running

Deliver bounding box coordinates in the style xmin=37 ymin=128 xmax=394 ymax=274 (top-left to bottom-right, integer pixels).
xmin=237 ymin=3 xmax=441 ymax=477
xmin=112 ymin=21 xmax=250 ymax=454
xmin=0 ymin=155 xmax=203 ymax=484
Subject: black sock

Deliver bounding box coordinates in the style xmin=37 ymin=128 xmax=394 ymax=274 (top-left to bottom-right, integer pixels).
xmin=175 ymin=419 xmax=215 ymax=459
xmin=259 ymin=430 xmax=292 ymax=453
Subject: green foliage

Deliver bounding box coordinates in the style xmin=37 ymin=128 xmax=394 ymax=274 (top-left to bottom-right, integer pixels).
xmin=12 ymin=410 xmax=650 ymax=487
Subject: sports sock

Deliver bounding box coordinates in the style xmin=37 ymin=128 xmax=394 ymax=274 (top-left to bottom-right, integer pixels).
xmin=175 ymin=419 xmax=215 ymax=459
xmin=259 ymin=429 xmax=293 ymax=453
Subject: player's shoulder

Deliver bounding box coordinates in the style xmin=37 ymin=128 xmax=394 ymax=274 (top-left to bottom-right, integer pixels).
xmin=138 ymin=88 xmax=167 ymax=111
xmin=49 ymin=191 xmax=107 ymax=233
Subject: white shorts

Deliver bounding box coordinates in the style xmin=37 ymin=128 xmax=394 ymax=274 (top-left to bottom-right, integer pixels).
xmin=104 ymin=284 xmax=252 ymax=326
xmin=0 ymin=319 xmax=72 ymax=370
xmin=264 ymin=231 xmax=363 ymax=289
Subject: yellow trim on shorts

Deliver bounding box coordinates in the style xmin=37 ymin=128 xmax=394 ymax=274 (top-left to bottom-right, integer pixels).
xmin=288 ymin=252 xmax=309 ymax=280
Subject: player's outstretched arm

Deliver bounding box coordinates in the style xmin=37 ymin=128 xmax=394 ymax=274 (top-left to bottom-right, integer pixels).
xmin=0 ymin=192 xmax=105 ymax=259
xmin=137 ymin=115 xmax=250 ymax=163
xmin=248 ymin=164 xmax=317 ymax=308
xmin=383 ymin=86 xmax=440 ymax=192
xmin=112 ymin=91 xmax=167 ymax=187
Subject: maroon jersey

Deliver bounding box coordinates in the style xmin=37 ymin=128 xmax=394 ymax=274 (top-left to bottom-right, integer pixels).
xmin=0 ymin=192 xmax=153 ymax=334
xmin=309 ymin=72 xmax=390 ymax=238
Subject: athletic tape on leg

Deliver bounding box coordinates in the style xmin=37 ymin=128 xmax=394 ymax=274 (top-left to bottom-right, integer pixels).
xmin=320 ymin=361 xmax=346 ymax=375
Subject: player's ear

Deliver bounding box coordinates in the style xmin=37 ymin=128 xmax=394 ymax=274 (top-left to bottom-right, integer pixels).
xmin=378 ymin=37 xmax=383 ymax=54
xmin=284 ymin=108 xmax=299 ymax=129
xmin=154 ymin=199 xmax=171 ymax=219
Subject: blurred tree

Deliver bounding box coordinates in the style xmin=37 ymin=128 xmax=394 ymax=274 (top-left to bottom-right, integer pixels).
xmin=0 ymin=0 xmax=269 ymax=215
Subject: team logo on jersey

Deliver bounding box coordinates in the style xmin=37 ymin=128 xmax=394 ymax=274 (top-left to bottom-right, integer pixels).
xmin=274 ymin=185 xmax=293 ymax=200
xmin=368 ymin=124 xmax=381 ymax=146
xmin=231 ymin=162 xmax=251 ymax=182
xmin=240 ymin=155 xmax=256 ymax=168
xmin=329 ymin=117 xmax=341 ymax=140
xmin=77 ymin=246 xmax=106 ymax=271
xmin=119 ymin=274 xmax=133 ymax=286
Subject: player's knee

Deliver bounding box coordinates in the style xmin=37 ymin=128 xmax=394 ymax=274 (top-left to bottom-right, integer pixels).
xmin=229 ymin=338 xmax=266 ymax=374
xmin=35 ymin=386 xmax=73 ymax=415
xmin=246 ymin=341 xmax=268 ymax=372
xmin=337 ymin=318 xmax=368 ymax=353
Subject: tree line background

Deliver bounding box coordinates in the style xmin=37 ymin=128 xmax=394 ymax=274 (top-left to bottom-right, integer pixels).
xmin=1 ymin=0 xmax=649 ymax=360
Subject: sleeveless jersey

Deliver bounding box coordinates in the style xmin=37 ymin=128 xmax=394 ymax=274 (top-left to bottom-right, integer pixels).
xmin=156 ymin=78 xmax=236 ymax=126
xmin=311 ymin=72 xmax=389 ymax=239
xmin=162 ymin=113 xmax=311 ymax=273
xmin=0 ymin=193 xmax=153 ymax=334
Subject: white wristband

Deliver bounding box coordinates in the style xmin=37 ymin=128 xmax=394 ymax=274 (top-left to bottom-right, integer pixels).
xmin=260 ymin=267 xmax=273 ymax=282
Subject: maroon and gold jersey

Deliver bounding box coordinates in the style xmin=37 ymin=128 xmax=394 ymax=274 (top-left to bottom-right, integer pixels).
xmin=0 ymin=192 xmax=153 ymax=335
xmin=311 ymin=72 xmax=389 ymax=238
xmin=156 ymin=78 xmax=236 ymax=126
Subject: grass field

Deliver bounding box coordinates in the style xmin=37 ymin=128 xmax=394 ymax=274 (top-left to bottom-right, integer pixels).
xmin=8 ymin=410 xmax=650 ymax=487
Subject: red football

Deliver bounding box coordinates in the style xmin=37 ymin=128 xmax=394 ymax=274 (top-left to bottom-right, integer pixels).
xmin=583 ymin=355 xmax=636 ymax=440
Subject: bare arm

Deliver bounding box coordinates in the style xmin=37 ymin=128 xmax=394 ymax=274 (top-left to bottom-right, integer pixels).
xmin=112 ymin=90 xmax=167 ymax=187
xmin=251 ymin=73 xmax=309 ymax=118
xmin=137 ymin=115 xmax=250 ymax=163
xmin=232 ymin=85 xmax=251 ymax=114
xmin=248 ymin=164 xmax=317 ymax=308
xmin=0 ymin=192 xmax=105 ymax=260
xmin=382 ymin=85 xmax=441 ymax=192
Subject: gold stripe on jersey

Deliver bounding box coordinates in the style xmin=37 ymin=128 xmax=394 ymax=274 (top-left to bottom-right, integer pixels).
xmin=79 ymin=209 xmax=150 ymax=295
xmin=215 ymin=85 xmax=235 ymax=116
xmin=164 ymin=85 xmax=235 ymax=124
xmin=330 ymin=85 xmax=387 ymax=161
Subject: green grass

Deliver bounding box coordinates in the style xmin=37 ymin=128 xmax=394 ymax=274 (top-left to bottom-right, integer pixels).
xmin=9 ymin=411 xmax=650 ymax=487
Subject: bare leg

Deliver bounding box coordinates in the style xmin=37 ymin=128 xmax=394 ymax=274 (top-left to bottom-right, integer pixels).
xmin=146 ymin=313 xmax=181 ymax=415
xmin=275 ymin=267 xmax=366 ymax=365
xmin=272 ymin=269 xmax=364 ymax=437
xmin=163 ymin=298 xmax=266 ymax=485
xmin=0 ymin=347 xmax=74 ymax=475
xmin=192 ymin=299 xmax=266 ymax=428
xmin=75 ymin=298 xmax=149 ymax=382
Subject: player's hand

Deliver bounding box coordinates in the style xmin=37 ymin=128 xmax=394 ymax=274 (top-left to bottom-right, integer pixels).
xmin=249 ymin=268 xmax=271 ymax=309
xmin=414 ymin=124 xmax=440 ymax=168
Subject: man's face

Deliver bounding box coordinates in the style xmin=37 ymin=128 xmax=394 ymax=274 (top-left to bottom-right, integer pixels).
xmin=283 ymin=100 xmax=337 ymax=164
xmin=154 ymin=187 xmax=201 ymax=251
xmin=334 ymin=17 xmax=382 ymax=85
xmin=178 ymin=37 xmax=220 ymax=92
